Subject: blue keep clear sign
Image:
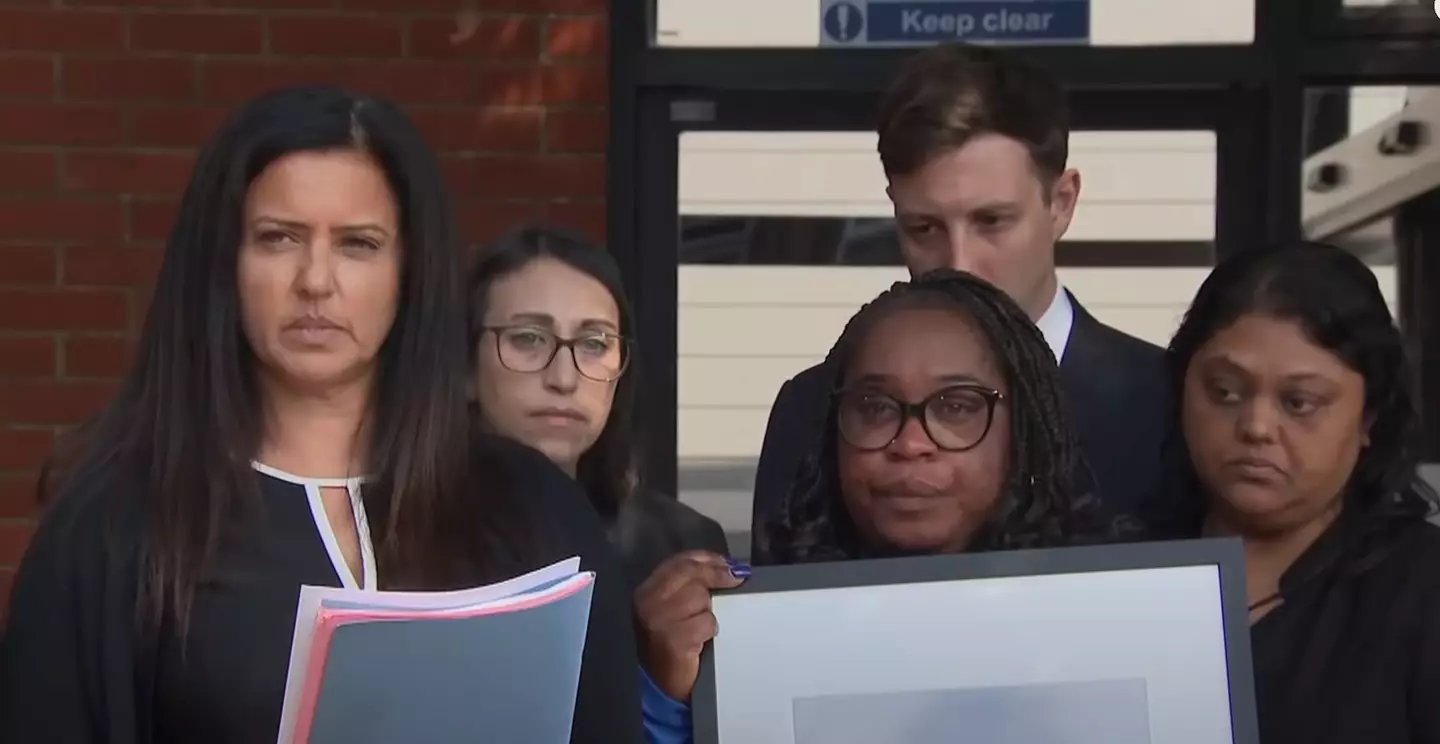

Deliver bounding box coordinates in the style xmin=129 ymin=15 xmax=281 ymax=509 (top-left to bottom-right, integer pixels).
xmin=820 ymin=0 xmax=1089 ymax=47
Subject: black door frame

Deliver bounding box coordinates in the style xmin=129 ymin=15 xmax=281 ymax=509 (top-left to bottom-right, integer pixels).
xmin=621 ymin=84 xmax=1266 ymax=495
xmin=609 ymin=0 xmax=1440 ymax=493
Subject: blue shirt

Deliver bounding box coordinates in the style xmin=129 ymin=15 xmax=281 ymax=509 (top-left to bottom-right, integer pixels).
xmin=640 ymin=667 xmax=692 ymax=744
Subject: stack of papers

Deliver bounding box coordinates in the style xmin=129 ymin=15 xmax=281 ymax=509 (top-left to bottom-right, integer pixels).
xmin=275 ymin=557 xmax=594 ymax=744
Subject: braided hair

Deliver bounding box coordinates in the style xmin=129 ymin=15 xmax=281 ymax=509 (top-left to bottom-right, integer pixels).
xmin=761 ymin=268 xmax=1104 ymax=564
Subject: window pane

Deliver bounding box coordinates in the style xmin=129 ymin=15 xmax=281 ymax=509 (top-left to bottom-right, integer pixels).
xmin=679 ymin=130 xmax=1216 ymax=240
xmin=675 ymin=129 xmax=1219 ymax=548
xmin=1303 ymin=86 xmax=1421 ymax=316
xmin=655 ymin=0 xmax=1255 ymax=48
xmin=1349 ymin=86 xmax=1409 ymax=135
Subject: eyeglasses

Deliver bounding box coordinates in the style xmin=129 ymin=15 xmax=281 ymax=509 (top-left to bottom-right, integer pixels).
xmin=484 ymin=325 xmax=631 ymax=382
xmin=833 ymin=384 xmax=1005 ymax=452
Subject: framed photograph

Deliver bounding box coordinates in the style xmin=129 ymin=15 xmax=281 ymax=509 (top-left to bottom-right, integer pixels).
xmin=692 ymin=538 xmax=1259 ymax=744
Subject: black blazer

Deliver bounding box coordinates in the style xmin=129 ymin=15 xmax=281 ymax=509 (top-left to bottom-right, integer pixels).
xmin=608 ymin=491 xmax=731 ymax=588
xmin=750 ymin=293 xmax=1181 ymax=554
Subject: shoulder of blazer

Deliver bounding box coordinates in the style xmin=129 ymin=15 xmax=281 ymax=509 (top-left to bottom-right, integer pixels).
xmin=1064 ymin=295 xmax=1173 ymax=410
xmin=615 ymin=490 xmax=730 ymax=554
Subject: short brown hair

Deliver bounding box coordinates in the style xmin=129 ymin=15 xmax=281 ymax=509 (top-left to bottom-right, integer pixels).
xmin=876 ymin=44 xmax=1069 ymax=182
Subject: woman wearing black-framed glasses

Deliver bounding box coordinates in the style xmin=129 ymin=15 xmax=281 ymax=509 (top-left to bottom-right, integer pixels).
xmin=484 ymin=323 xmax=632 ymax=381
xmin=833 ymin=383 xmax=1006 ymax=453
xmin=466 ymin=225 xmax=729 ymax=588
xmin=635 ymin=270 xmax=1121 ymax=737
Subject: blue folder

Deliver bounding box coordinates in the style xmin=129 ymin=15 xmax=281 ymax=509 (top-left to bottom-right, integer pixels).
xmin=300 ymin=580 xmax=594 ymax=744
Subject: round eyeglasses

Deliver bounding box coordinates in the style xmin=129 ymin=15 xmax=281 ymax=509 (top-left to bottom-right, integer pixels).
xmin=834 ymin=384 xmax=1005 ymax=452
xmin=485 ymin=325 xmax=631 ymax=382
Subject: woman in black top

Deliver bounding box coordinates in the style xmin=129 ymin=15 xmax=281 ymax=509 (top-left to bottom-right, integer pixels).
xmin=1167 ymin=240 xmax=1440 ymax=743
xmin=0 ymin=87 xmax=642 ymax=744
xmin=636 ymin=269 xmax=1118 ymax=732
xmin=465 ymin=224 xmax=730 ymax=586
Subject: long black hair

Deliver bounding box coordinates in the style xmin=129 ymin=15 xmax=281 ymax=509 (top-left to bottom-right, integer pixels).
xmin=43 ymin=86 xmax=515 ymax=630
xmin=762 ymin=269 xmax=1103 ymax=563
xmin=1168 ymin=240 xmax=1438 ymax=544
xmin=465 ymin=224 xmax=641 ymax=520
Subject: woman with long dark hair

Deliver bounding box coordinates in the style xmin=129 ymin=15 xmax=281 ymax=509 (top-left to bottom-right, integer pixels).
xmin=1166 ymin=240 xmax=1440 ymax=743
xmin=0 ymin=87 xmax=642 ymax=743
xmin=635 ymin=269 xmax=1113 ymax=741
xmin=465 ymin=225 xmax=729 ymax=585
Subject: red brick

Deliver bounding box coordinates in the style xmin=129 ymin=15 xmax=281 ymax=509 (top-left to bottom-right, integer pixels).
xmin=131 ymin=13 xmax=264 ymax=55
xmin=439 ymin=156 xmax=478 ymax=198
xmin=409 ymin=107 xmax=542 ymax=153
xmin=409 ymin=16 xmax=540 ymax=59
xmin=0 ymin=429 xmax=53 ymax=471
xmin=129 ymin=199 xmax=179 ymax=242
xmin=0 ymin=380 xmax=117 ymax=426
xmin=0 ymin=10 xmax=126 ymax=53
xmin=0 ymin=523 xmax=34 ymax=566
xmin=0 ymin=568 xmax=14 ymax=618
xmin=337 ymin=61 xmax=476 ymax=105
xmin=0 ymin=289 xmax=129 ymax=332
xmin=63 ymin=152 xmax=196 ymax=195
xmin=466 ymin=155 xmax=605 ymax=199
xmin=130 ymin=106 xmax=230 ymax=148
xmin=200 ymin=59 xmax=343 ymax=103
xmin=546 ymin=108 xmax=606 ymax=153
xmin=268 ymin=15 xmax=403 ymax=58
xmin=345 ymin=0 xmax=607 ymax=9
xmin=515 ymin=0 xmax=606 ymax=9
xmin=0 ymin=477 xmax=40 ymax=522
xmin=0 ymin=104 xmax=126 ymax=147
xmin=342 ymin=0 xmax=483 ymax=9
xmin=546 ymin=16 xmax=607 ymax=59
xmin=67 ymin=0 xmax=197 ymax=6
xmin=0 ymin=337 xmax=54 ymax=377
xmin=455 ymin=198 xmax=543 ymax=246
xmin=476 ymin=66 xmax=544 ymax=106
xmin=0 ymin=246 xmax=55 ymax=284
xmin=541 ymin=64 xmax=606 ymax=105
xmin=0 ymin=55 xmax=53 ymax=100
xmin=64 ymin=335 xmax=133 ymax=378
xmin=0 ymin=198 xmax=125 ymax=242
xmin=210 ymin=0 xmax=331 ymax=8
xmin=546 ymin=200 xmax=605 ymax=241
xmin=63 ymin=57 xmax=197 ymax=103
xmin=63 ymin=245 xmax=165 ymax=287
xmin=0 ymin=151 xmax=56 ymax=192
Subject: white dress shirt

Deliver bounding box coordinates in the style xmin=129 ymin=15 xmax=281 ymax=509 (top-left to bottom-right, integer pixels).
xmin=1034 ymin=282 xmax=1075 ymax=364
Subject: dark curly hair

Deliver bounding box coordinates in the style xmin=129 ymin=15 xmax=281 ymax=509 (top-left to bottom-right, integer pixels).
xmin=1167 ymin=240 xmax=1438 ymax=559
xmin=760 ymin=269 xmax=1105 ymax=564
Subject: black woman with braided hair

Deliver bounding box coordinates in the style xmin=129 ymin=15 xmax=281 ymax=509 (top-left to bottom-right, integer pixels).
xmin=634 ymin=268 xmax=1127 ymax=743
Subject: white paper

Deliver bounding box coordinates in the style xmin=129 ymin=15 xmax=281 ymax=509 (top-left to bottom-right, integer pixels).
xmin=709 ymin=565 xmax=1234 ymax=744
xmin=274 ymin=556 xmax=582 ymax=744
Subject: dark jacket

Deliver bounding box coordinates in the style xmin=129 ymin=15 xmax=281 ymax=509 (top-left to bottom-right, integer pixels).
xmin=609 ymin=491 xmax=731 ymax=588
xmin=750 ymin=293 xmax=1183 ymax=553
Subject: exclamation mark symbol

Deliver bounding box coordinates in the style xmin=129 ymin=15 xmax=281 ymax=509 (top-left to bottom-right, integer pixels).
xmin=838 ymin=3 xmax=853 ymax=39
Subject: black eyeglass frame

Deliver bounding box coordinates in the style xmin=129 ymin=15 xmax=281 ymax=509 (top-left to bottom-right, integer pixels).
xmin=831 ymin=383 xmax=1007 ymax=453
xmin=482 ymin=324 xmax=633 ymax=383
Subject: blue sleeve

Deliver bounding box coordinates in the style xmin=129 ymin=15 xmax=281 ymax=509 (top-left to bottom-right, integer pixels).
xmin=640 ymin=666 xmax=693 ymax=744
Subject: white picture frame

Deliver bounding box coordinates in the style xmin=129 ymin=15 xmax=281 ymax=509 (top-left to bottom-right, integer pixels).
xmin=692 ymin=538 xmax=1260 ymax=744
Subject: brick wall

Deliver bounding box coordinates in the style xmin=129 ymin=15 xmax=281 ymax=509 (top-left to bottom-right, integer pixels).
xmin=0 ymin=0 xmax=610 ymax=617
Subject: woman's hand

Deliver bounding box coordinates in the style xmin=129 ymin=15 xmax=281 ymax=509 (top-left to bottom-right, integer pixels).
xmin=634 ymin=551 xmax=750 ymax=702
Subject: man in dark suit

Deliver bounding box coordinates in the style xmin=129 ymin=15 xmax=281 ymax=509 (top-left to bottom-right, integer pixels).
xmin=751 ymin=44 xmax=1180 ymax=555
